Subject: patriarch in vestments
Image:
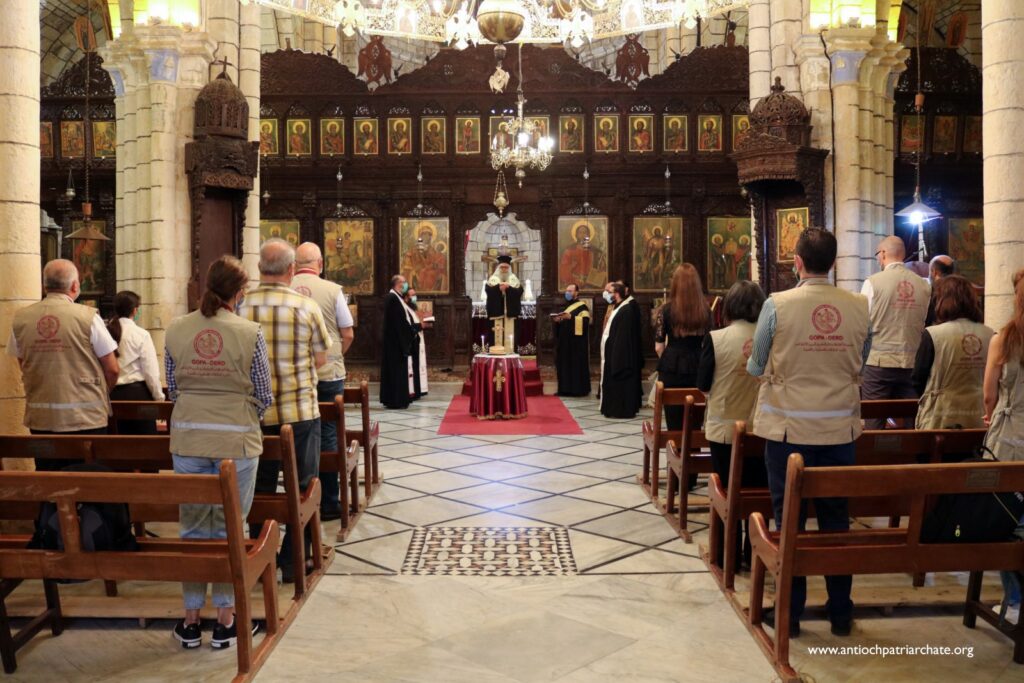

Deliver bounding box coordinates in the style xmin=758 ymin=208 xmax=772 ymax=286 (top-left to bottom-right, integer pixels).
xmin=380 ymin=274 xmax=416 ymax=409
xmin=554 ymin=283 xmax=591 ymax=396
xmin=600 ymin=281 xmax=643 ymax=418
xmin=484 ymin=255 xmax=523 ymax=350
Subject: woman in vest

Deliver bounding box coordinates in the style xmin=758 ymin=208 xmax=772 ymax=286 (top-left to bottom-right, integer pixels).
xmin=912 ymin=275 xmax=994 ymax=431
xmin=984 ymin=269 xmax=1024 ymax=460
xmin=697 ymin=280 xmax=767 ymax=572
xmin=164 ymin=256 xmax=272 ymax=650
xmin=107 ymin=291 xmax=164 ymax=434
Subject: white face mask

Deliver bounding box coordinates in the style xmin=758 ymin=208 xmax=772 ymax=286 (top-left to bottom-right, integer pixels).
xmin=603 ymin=291 xmax=614 ymax=304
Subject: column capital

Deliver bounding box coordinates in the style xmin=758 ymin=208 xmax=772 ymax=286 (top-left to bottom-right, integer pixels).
xmin=99 ymin=25 xmax=217 ymax=92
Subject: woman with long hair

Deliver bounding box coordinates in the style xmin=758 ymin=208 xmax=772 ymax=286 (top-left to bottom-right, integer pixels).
xmin=984 ymin=269 xmax=1024 ymax=459
xmin=107 ymin=290 xmax=164 ymax=434
xmin=655 ymin=263 xmax=711 ymax=430
xmin=912 ymin=275 xmax=994 ymax=430
xmin=164 ymin=256 xmax=272 ymax=650
xmin=696 ymin=280 xmax=767 ymax=572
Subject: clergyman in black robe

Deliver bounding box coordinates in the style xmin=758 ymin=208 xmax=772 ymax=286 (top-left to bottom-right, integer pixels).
xmin=380 ymin=276 xmax=416 ymax=409
xmin=484 ymin=255 xmax=523 ymax=350
xmin=600 ymin=283 xmax=643 ymax=418
xmin=554 ymin=283 xmax=591 ymax=396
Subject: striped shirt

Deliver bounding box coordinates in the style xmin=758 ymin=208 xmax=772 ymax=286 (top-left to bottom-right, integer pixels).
xmin=747 ymin=277 xmax=874 ymax=377
xmin=165 ymin=328 xmax=273 ymax=419
xmin=239 ymin=282 xmax=330 ymax=425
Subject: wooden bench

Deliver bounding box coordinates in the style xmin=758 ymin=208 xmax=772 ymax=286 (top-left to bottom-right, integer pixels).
xmin=747 ymin=456 xmax=1024 ymax=682
xmin=107 ymin=400 xmax=171 ymax=433
xmin=339 ymin=380 xmax=382 ymax=501
xmin=704 ymin=425 xmax=946 ymax=594
xmin=663 ymin=395 xmax=713 ymax=541
xmin=0 ymin=428 xmax=327 ymax=601
xmin=318 ymin=395 xmax=364 ymax=542
xmin=639 ymin=383 xmax=705 ymax=504
xmin=0 ymin=463 xmax=281 ymax=681
xmin=859 ymin=398 xmax=919 ymax=426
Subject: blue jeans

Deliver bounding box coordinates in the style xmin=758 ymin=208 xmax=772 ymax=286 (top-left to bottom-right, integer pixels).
xmin=173 ymin=455 xmax=259 ymax=610
xmin=764 ymin=439 xmax=855 ymax=624
xmin=254 ymin=419 xmax=321 ymax=571
xmin=317 ymin=379 xmax=345 ymax=510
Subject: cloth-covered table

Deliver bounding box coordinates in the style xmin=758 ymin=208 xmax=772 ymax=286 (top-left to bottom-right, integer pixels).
xmin=472 ymin=301 xmax=537 ymax=356
xmin=468 ymin=353 xmax=528 ymax=420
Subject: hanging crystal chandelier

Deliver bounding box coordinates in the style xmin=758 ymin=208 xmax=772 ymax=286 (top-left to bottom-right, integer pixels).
xmin=489 ymin=43 xmax=554 ymax=187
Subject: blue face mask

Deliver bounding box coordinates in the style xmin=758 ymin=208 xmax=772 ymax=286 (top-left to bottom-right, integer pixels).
xmin=564 ymin=292 xmax=574 ymax=301
xmin=234 ymin=296 xmax=245 ymax=313
xmin=410 ymin=295 xmax=418 ymax=304
xmin=603 ymin=291 xmax=614 ymax=304
xmin=401 ymin=282 xmax=409 ymax=294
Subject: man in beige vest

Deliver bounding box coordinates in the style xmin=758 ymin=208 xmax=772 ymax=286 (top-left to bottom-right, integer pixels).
xmin=747 ymin=228 xmax=872 ymax=639
xmin=292 ymin=242 xmax=354 ymax=522
xmin=859 ymin=236 xmax=930 ymax=427
xmin=7 ymin=259 xmax=119 ymax=470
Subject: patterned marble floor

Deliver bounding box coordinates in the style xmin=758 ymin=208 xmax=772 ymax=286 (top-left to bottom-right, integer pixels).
xmin=6 ymin=383 xmax=1023 ymax=682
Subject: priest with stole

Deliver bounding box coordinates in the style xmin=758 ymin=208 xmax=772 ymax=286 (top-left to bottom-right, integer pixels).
xmin=600 ymin=281 xmax=643 ymax=418
xmin=554 ymin=283 xmax=591 ymax=396
xmin=484 ymin=255 xmax=523 ymax=351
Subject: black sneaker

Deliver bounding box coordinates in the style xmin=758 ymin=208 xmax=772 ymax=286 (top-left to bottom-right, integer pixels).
xmin=762 ymin=608 xmax=801 ymax=638
xmin=211 ymin=618 xmax=260 ymax=650
xmin=831 ymin=618 xmax=853 ymax=636
xmin=173 ymin=620 xmax=202 ymax=649
xmin=320 ymin=507 xmax=342 ymax=522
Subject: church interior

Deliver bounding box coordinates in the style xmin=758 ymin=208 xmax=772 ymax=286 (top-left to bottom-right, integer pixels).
xmin=0 ymin=0 xmax=1020 ymax=681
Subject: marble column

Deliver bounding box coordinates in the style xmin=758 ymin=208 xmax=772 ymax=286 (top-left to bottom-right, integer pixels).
xmin=0 ymin=1 xmax=41 ymax=446
xmin=239 ymin=1 xmax=262 ymax=279
xmin=748 ymin=0 xmax=772 ymax=108
xmin=982 ymin=2 xmax=1024 ymax=329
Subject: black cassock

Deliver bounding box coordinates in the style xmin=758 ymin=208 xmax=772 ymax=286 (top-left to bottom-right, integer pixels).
xmin=379 ymin=291 xmax=416 ymax=409
xmin=484 ymin=281 xmax=523 ymax=347
xmin=600 ymin=298 xmax=644 ymax=418
xmin=555 ymin=300 xmax=591 ymax=396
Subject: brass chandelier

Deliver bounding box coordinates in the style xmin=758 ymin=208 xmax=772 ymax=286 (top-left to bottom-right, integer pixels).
xmin=489 ymin=43 xmax=554 ymax=187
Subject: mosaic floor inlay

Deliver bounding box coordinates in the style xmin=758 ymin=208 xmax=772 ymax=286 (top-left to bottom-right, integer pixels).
xmin=401 ymin=526 xmax=577 ymax=576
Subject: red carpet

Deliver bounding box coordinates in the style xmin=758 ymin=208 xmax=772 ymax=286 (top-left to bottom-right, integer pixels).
xmin=438 ymin=395 xmax=583 ymax=435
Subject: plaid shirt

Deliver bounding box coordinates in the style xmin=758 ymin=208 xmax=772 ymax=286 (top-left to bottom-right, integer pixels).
xmin=239 ymin=282 xmax=330 ymax=425
xmin=165 ymin=328 xmax=273 ymax=419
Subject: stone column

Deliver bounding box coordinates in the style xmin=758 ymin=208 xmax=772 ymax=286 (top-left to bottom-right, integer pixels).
xmin=770 ymin=0 xmax=803 ymax=94
xmin=239 ymin=1 xmax=262 ymax=279
xmin=982 ymin=2 xmax=1024 ymax=329
xmin=748 ymin=0 xmax=772 ymax=107
xmin=101 ymin=27 xmax=216 ymax=359
xmin=0 ymin=2 xmax=41 ymax=445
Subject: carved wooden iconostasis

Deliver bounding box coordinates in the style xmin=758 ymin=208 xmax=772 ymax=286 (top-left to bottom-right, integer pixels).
xmin=259 ymin=41 xmax=753 ymax=367
xmin=41 ymin=55 xmax=117 ymax=314
xmin=894 ymin=47 xmax=982 ymax=286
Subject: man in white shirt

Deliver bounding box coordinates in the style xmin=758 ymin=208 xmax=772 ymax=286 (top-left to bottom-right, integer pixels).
xmin=292 ymin=242 xmax=355 ymax=521
xmin=7 ymin=260 xmax=119 ymax=468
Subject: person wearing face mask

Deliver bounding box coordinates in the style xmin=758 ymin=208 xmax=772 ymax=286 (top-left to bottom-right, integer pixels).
xmin=600 ymin=281 xmax=644 ymax=418
xmin=107 ymin=290 xmax=165 ymax=435
xmin=380 ymin=274 xmax=417 ymax=409
xmin=403 ymin=287 xmax=431 ymax=400
xmin=553 ymin=283 xmax=591 ymax=396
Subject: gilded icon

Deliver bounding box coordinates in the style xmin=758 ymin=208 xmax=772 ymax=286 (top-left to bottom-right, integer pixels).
xmin=399 ymin=218 xmax=450 ymax=294
xmin=324 ymin=218 xmax=374 ymax=294
xmin=775 ymin=207 xmax=809 ymax=263
xmin=92 ymin=121 xmax=116 ymax=158
xmin=697 ymin=115 xmax=722 ymax=152
xmin=421 ymin=117 xmax=446 ymax=155
xmin=387 ymin=117 xmax=412 ymax=155
xmin=707 ymin=217 xmax=753 ymax=293
xmin=594 ymin=114 xmax=619 ymax=153
xmin=559 ymin=114 xmax=584 ymax=153
xmin=286 ymin=119 xmax=312 ymax=156
xmin=557 ymin=216 xmax=609 ymax=291
xmin=61 ymin=121 xmax=85 ymax=158
xmin=663 ymin=114 xmax=687 ymax=153
xmin=633 ymin=216 xmax=682 ymax=291
xmin=259 ymin=119 xmax=279 ymax=155
xmin=354 ymin=118 xmax=379 ymax=155
xmin=628 ymin=115 xmax=654 ymax=153
xmin=732 ymin=115 xmax=750 ymax=150
xmin=455 ymin=117 xmax=481 ymax=154
xmin=320 ymin=118 xmax=345 ymax=156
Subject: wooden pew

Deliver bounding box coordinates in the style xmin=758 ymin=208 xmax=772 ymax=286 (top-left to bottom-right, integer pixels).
xmin=318 ymin=395 xmax=363 ymax=542
xmin=746 ymin=456 xmax=1024 ymax=682
xmin=0 ymin=428 xmax=327 ymax=601
xmin=339 ymin=380 xmax=381 ymax=501
xmin=0 ymin=463 xmax=280 ymax=681
xmin=859 ymin=398 xmax=919 ymax=426
xmin=639 ymin=383 xmax=705 ymax=503
xmin=662 ymin=395 xmax=713 ymax=541
xmin=704 ymin=426 xmax=985 ymax=594
xmin=107 ymin=401 xmax=172 ymax=433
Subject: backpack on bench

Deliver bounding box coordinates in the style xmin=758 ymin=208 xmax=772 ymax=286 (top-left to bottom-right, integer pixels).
xmin=28 ymin=463 xmax=139 ymax=552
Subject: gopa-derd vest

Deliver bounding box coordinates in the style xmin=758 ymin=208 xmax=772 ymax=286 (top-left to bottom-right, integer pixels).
xmin=292 ymin=272 xmax=347 ymax=382
xmin=752 ymin=281 xmax=869 ymax=445
xmin=866 ymin=264 xmax=930 ymax=368
xmin=703 ymin=320 xmax=758 ymax=444
xmin=11 ymin=294 xmax=111 ymax=431
xmin=165 ymin=309 xmax=263 ymax=459
xmin=916 ymin=319 xmax=993 ymax=430
xmin=984 ymin=359 xmax=1024 ymax=461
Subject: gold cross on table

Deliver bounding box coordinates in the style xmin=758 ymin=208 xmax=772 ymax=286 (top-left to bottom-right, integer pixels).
xmin=494 ymin=368 xmax=506 ymax=393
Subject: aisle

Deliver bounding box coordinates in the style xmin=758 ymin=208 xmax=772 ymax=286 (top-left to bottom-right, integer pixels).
xmin=258 ymin=383 xmax=772 ymax=682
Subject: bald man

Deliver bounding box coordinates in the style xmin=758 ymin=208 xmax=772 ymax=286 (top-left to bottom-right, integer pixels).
xmin=926 ymin=255 xmax=955 ymax=325
xmin=292 ymin=242 xmax=355 ymax=522
xmin=7 ymin=259 xmax=120 ymax=468
xmin=860 ymin=236 xmax=930 ymax=428
xmin=239 ymin=239 xmax=331 ymax=582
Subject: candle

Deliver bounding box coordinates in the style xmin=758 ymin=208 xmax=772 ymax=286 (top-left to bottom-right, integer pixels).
xmin=510 ymin=333 xmax=514 ymax=353
xmin=481 ymin=335 xmax=485 ymax=353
